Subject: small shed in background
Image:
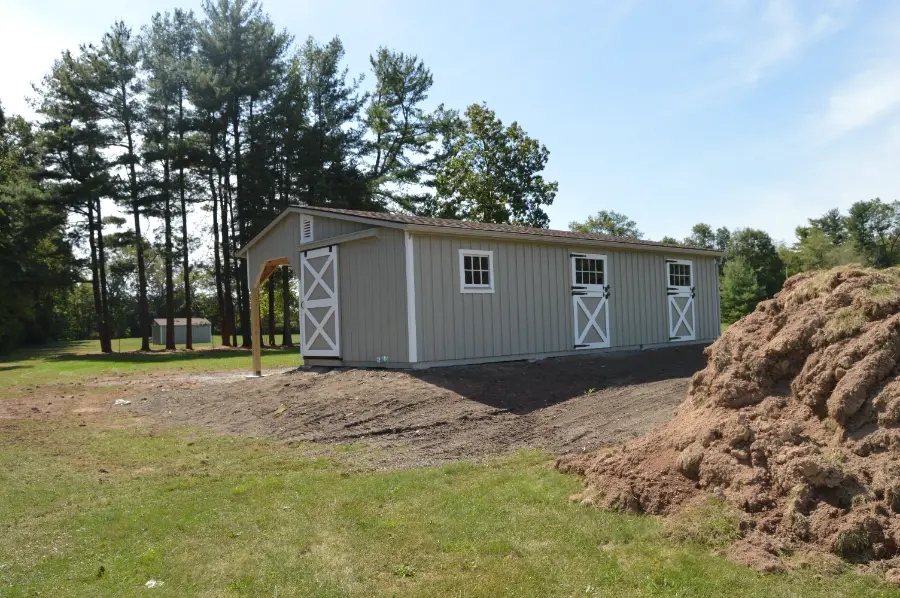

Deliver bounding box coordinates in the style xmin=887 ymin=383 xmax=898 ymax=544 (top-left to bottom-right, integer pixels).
xmin=152 ymin=318 xmax=213 ymax=345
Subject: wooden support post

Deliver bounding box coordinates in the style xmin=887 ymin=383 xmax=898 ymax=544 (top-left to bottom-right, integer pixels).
xmin=249 ymin=285 xmax=262 ymax=377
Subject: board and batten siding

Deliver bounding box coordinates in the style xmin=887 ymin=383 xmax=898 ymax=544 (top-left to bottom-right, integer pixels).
xmin=411 ymin=234 xmax=720 ymax=364
xmin=246 ymin=214 xmax=370 ymax=284
xmin=336 ymin=226 xmax=409 ymax=365
xmin=314 ymin=216 xmax=372 ymax=241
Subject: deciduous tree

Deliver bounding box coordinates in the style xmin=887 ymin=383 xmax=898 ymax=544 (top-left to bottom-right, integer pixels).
xmin=569 ymin=210 xmax=642 ymax=238
xmin=429 ymin=103 xmax=557 ymax=227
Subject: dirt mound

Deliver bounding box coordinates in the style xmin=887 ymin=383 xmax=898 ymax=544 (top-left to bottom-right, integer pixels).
xmin=558 ymin=267 xmax=900 ymax=578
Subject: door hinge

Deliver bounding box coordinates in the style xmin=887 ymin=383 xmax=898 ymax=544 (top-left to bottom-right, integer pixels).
xmin=572 ymin=291 xmax=587 ymax=296
xmin=574 ymin=343 xmax=590 ymax=348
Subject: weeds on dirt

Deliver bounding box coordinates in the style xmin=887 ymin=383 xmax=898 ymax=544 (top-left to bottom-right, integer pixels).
xmin=663 ymin=497 xmax=743 ymax=548
xmin=822 ymin=307 xmax=867 ymax=342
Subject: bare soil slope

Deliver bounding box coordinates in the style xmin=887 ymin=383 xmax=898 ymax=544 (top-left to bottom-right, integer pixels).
xmin=132 ymin=347 xmax=704 ymax=468
xmin=558 ymin=267 xmax=900 ymax=579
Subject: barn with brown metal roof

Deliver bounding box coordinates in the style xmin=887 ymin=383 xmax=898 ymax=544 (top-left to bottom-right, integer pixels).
xmin=236 ymin=207 xmax=723 ymax=373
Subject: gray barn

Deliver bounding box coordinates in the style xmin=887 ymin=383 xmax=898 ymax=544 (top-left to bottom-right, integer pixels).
xmin=152 ymin=318 xmax=213 ymax=345
xmin=237 ymin=207 xmax=722 ymax=373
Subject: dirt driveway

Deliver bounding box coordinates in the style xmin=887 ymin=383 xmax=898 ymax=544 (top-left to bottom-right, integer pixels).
xmin=130 ymin=346 xmax=705 ymax=468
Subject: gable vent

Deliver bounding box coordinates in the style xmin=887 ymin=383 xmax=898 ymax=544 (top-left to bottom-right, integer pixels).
xmin=300 ymin=215 xmax=314 ymax=243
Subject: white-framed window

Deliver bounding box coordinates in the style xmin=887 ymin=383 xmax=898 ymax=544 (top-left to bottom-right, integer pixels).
xmin=459 ymin=249 xmax=494 ymax=293
xmin=573 ymin=256 xmax=605 ymax=286
xmin=300 ymin=215 xmax=314 ymax=243
xmin=667 ymin=260 xmax=692 ymax=289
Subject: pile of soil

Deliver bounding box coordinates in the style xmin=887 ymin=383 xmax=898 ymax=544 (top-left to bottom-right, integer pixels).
xmin=558 ymin=267 xmax=900 ymax=579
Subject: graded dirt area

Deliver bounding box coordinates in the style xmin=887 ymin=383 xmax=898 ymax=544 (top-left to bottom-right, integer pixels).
xmin=120 ymin=346 xmax=705 ymax=468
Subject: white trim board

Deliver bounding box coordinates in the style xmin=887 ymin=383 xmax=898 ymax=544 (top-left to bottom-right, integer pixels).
xmin=405 ymin=232 xmax=418 ymax=363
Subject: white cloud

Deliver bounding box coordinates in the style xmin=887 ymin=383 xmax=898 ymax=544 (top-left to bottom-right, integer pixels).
xmin=820 ymin=66 xmax=900 ymax=139
xmin=738 ymin=0 xmax=847 ymax=85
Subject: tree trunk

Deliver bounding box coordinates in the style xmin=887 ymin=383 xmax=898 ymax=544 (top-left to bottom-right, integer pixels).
xmin=161 ymin=103 xmax=175 ymax=351
xmin=228 ymin=181 xmax=242 ymax=347
xmin=164 ymin=152 xmax=176 ymax=351
xmin=178 ymin=93 xmax=192 ymax=349
xmin=281 ymin=266 xmax=292 ymax=346
xmin=122 ymin=83 xmax=151 ymax=352
xmin=85 ymin=199 xmax=110 ymax=352
xmin=210 ymin=132 xmax=226 ymax=347
xmin=220 ymin=125 xmax=235 ymax=347
xmin=94 ymin=197 xmax=112 ymax=353
xmin=231 ymin=102 xmax=252 ymax=348
xmin=267 ymin=275 xmax=276 ymax=346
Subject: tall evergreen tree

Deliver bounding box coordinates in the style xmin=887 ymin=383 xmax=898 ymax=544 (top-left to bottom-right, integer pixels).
xmin=142 ymin=13 xmax=180 ymax=349
xmin=86 ymin=22 xmax=153 ymax=351
xmin=298 ymin=36 xmax=368 ymax=209
xmin=197 ymin=0 xmax=290 ymax=346
xmin=364 ymin=47 xmax=435 ymax=210
xmin=34 ymin=52 xmax=114 ymax=352
xmin=0 ymin=104 xmax=78 ymax=352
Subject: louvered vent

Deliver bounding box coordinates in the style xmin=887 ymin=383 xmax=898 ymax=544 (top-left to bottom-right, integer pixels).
xmin=300 ymin=216 xmax=314 ymax=243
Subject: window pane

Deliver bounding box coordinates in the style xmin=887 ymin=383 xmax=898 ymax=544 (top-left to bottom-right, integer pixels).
xmin=465 ymin=271 xmax=473 ymax=285
xmin=480 ymin=256 xmax=489 ymax=270
xmin=464 ymin=255 xmax=472 ymax=270
xmin=482 ymin=269 xmax=490 ymax=285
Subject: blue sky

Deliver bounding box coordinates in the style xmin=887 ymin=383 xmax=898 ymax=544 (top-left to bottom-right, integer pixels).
xmin=3 ymin=0 xmax=900 ymax=243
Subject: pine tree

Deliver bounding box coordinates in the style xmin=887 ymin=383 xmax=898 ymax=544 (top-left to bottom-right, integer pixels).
xmin=34 ymin=52 xmax=114 ymax=352
xmin=85 ymin=22 xmax=153 ymax=351
xmin=168 ymin=9 xmax=198 ymax=349
xmin=142 ymin=13 xmax=180 ymax=349
xmin=720 ymin=257 xmax=763 ymax=324
xmin=364 ymin=47 xmax=435 ymax=210
xmin=298 ymin=36 xmax=368 ymax=209
xmin=197 ymin=0 xmax=290 ymax=346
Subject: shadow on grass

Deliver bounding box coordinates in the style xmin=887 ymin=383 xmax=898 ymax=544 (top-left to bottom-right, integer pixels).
xmin=48 ymin=347 xmax=299 ymax=364
xmin=0 ymin=364 xmax=33 ymax=372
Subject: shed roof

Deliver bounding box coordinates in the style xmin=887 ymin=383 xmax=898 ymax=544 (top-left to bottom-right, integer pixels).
xmin=152 ymin=318 xmax=211 ymax=326
xmin=237 ymin=206 xmax=725 ymax=257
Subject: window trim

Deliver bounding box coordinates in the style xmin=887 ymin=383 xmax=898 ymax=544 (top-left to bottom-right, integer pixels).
xmin=459 ymin=249 xmax=495 ymax=294
xmin=571 ymin=253 xmax=607 ymax=289
xmin=666 ymin=258 xmax=694 ymax=291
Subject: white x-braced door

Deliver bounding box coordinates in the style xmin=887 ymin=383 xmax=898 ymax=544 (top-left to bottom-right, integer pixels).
xmin=572 ymin=253 xmax=611 ymax=349
xmin=300 ymin=246 xmax=341 ymax=357
xmin=667 ymin=258 xmax=695 ymax=341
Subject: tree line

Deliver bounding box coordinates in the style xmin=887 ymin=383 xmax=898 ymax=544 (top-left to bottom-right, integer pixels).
xmin=571 ymin=200 xmax=900 ymax=324
xmin=3 ymin=0 xmax=896 ymax=354
xmin=0 ymin=0 xmax=557 ymax=354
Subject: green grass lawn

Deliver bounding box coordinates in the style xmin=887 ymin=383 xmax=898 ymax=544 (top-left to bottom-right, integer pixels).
xmin=0 ymin=337 xmax=301 ymax=393
xmin=1 ymin=342 xmax=899 ymax=597
xmin=1 ymin=422 xmax=897 ymax=598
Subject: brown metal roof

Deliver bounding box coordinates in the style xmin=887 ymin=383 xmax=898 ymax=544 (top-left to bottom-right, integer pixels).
xmin=152 ymin=318 xmax=211 ymax=326
xmin=299 ymin=206 xmax=716 ymax=253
